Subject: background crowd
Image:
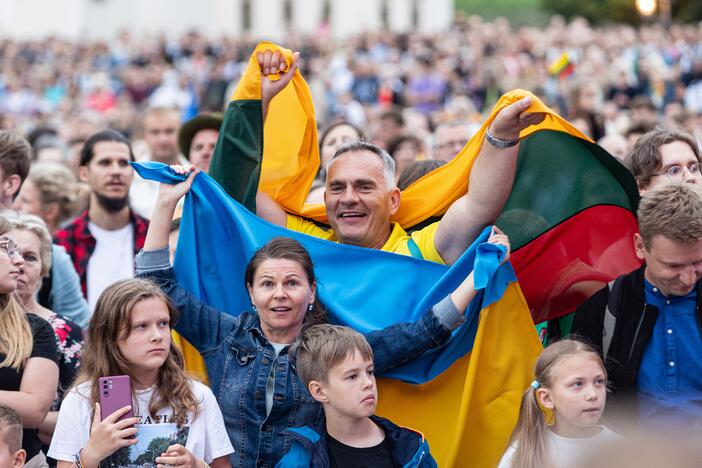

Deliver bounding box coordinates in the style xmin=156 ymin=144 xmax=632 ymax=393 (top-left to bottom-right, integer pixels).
xmin=1 ymin=12 xmax=702 ymax=468
xmin=2 ymin=17 xmax=702 ymax=168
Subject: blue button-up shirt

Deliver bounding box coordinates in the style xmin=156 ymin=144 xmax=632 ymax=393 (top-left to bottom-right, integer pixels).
xmin=638 ymin=279 xmax=702 ymax=429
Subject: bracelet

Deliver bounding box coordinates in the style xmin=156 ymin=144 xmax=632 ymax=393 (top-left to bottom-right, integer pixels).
xmin=486 ymin=129 xmax=520 ymax=148
xmin=74 ymin=448 xmax=84 ymax=468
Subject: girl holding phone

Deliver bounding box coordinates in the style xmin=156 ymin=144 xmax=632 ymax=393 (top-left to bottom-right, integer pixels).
xmin=48 ymin=278 xmax=233 ymax=468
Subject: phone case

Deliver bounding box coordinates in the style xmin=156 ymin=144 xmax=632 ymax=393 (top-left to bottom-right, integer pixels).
xmin=98 ymin=375 xmax=134 ymax=421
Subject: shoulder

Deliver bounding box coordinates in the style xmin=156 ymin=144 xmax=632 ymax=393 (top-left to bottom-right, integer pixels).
xmin=286 ymin=214 xmax=334 ymax=240
xmin=64 ymin=381 xmax=94 ymax=406
xmin=497 ymin=441 xmax=518 ymax=468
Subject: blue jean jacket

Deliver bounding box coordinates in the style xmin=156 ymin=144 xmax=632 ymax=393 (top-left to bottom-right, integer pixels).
xmin=137 ymin=251 xmax=459 ymax=468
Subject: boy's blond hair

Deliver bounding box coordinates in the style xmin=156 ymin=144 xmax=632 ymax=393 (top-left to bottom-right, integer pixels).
xmin=294 ymin=324 xmax=373 ymax=387
xmin=638 ymin=183 xmax=702 ymax=248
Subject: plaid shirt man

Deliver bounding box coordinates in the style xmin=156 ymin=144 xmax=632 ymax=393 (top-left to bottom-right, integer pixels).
xmin=54 ymin=209 xmax=149 ymax=297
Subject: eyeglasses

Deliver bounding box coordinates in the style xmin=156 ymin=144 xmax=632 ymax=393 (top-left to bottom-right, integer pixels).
xmin=654 ymin=162 xmax=702 ymax=181
xmin=0 ymin=238 xmax=22 ymax=260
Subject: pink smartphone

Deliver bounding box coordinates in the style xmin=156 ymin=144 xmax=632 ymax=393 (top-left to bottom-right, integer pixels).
xmin=98 ymin=375 xmax=134 ymax=422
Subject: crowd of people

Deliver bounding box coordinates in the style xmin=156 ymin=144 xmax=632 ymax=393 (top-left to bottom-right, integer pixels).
xmin=0 ymin=14 xmax=701 ymax=468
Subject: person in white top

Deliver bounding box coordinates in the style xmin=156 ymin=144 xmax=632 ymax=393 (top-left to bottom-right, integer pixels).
xmin=498 ymin=339 xmax=620 ymax=468
xmin=48 ymin=278 xmax=233 ymax=468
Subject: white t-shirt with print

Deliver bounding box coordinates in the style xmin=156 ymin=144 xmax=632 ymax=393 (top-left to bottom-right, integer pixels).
xmin=86 ymin=221 xmax=135 ymax=312
xmin=498 ymin=426 xmax=620 ymax=468
xmin=48 ymin=380 xmax=233 ymax=466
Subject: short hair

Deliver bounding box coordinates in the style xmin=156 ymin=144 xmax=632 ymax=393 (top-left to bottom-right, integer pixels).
xmin=0 ymin=131 xmax=31 ymax=184
xmin=379 ymin=109 xmax=404 ymax=127
xmin=293 ymin=324 xmax=373 ymax=387
xmin=3 ymin=211 xmax=53 ymax=276
xmin=637 ymin=184 xmax=702 ymax=248
xmin=79 ymin=130 xmax=134 ymax=166
xmin=143 ymin=106 xmax=180 ymax=126
xmin=625 ymin=128 xmax=701 ymax=189
xmin=397 ymin=159 xmax=446 ymax=191
xmin=327 ymin=141 xmax=396 ymax=190
xmin=0 ymin=405 xmax=22 ymax=453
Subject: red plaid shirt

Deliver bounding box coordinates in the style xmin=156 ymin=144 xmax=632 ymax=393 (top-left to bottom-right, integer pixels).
xmin=53 ymin=209 xmax=149 ymax=297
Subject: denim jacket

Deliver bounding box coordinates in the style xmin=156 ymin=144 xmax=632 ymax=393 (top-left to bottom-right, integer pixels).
xmin=136 ymin=248 xmax=462 ymax=468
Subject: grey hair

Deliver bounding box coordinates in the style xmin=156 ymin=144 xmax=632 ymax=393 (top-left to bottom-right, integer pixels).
xmin=326 ymin=141 xmax=396 ymax=190
xmin=1 ymin=210 xmax=52 ymax=276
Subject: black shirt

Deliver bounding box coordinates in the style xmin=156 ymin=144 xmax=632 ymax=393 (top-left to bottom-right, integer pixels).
xmin=328 ymin=434 xmax=397 ymax=468
xmin=0 ymin=313 xmax=58 ymax=458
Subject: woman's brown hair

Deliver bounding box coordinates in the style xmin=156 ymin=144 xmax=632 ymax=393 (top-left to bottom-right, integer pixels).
xmin=244 ymin=237 xmax=327 ymax=327
xmin=0 ymin=215 xmax=32 ymax=369
xmin=75 ymin=278 xmax=199 ymax=427
xmin=509 ymin=339 xmax=606 ymax=468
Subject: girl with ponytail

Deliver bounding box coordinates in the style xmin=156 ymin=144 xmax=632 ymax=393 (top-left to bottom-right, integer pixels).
xmin=498 ymin=339 xmax=619 ymax=468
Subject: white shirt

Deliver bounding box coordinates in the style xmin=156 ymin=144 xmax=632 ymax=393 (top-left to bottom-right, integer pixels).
xmin=86 ymin=221 xmax=134 ymax=312
xmin=48 ymin=380 xmax=234 ymax=465
xmin=498 ymin=426 xmax=620 ymax=468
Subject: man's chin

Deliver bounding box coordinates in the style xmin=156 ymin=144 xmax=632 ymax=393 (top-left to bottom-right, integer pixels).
xmin=95 ymin=193 xmax=129 ymax=213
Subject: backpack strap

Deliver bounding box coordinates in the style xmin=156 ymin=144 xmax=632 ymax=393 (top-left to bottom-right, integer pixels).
xmin=406 ymin=238 xmax=424 ymax=260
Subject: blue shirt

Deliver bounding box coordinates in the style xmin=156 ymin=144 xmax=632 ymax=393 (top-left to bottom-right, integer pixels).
xmin=637 ymin=279 xmax=702 ymax=429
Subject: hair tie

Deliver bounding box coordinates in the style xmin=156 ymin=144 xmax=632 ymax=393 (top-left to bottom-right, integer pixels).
xmin=530 ymin=380 xmax=541 ymax=390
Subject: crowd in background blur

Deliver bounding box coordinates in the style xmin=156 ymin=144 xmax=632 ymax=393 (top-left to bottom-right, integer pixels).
xmin=2 ymin=16 xmax=702 ymax=180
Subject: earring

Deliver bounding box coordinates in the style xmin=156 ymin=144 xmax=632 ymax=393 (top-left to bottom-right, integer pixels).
xmin=252 ymin=304 xmax=257 ymax=313
xmin=308 ymin=303 xmax=313 ymax=312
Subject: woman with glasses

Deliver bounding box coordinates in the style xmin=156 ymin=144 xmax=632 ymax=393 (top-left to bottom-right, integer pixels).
xmin=5 ymin=212 xmax=83 ymax=450
xmin=625 ymin=128 xmax=702 ymax=195
xmin=0 ymin=215 xmax=59 ymax=467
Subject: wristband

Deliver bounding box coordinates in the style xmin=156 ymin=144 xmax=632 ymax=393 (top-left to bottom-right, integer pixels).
xmin=74 ymin=449 xmax=84 ymax=468
xmin=486 ymin=130 xmax=520 ymax=148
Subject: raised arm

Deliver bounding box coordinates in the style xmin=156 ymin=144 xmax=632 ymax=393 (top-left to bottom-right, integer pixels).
xmin=139 ymin=167 xmax=238 ymax=351
xmin=369 ymin=228 xmax=511 ymax=373
xmin=434 ymin=97 xmax=545 ymax=265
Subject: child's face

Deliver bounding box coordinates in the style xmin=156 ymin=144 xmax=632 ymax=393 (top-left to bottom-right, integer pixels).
xmin=0 ymin=437 xmax=25 ymax=468
xmin=318 ymin=350 xmax=377 ymax=419
xmin=538 ymin=355 xmax=606 ymax=436
xmin=117 ymin=296 xmax=172 ymax=375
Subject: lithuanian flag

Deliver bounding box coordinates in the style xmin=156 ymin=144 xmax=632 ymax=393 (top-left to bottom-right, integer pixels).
xmin=133 ymin=162 xmax=542 ymax=468
xmin=548 ymin=52 xmax=575 ymax=79
xmin=209 ymin=42 xmax=641 ymax=324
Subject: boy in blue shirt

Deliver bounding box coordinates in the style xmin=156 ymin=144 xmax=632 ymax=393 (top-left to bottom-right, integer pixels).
xmin=278 ymin=325 xmax=437 ymax=468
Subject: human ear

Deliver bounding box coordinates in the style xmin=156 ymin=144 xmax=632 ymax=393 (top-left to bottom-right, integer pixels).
xmin=633 ymin=233 xmax=646 ymax=261
xmin=388 ymin=187 xmax=401 ymax=215
xmin=78 ymin=165 xmax=89 ymax=183
xmin=2 ymin=175 xmax=20 ymax=199
xmin=308 ymin=380 xmax=329 ymax=404
xmin=536 ymin=388 xmax=554 ymax=409
xmin=42 ymin=202 xmax=60 ymax=226
xmin=246 ymin=283 xmax=255 ymax=307
xmin=12 ymin=449 xmax=26 ymax=468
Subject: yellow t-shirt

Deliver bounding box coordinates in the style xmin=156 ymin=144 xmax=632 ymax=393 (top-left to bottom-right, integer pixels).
xmin=286 ymin=215 xmax=445 ymax=265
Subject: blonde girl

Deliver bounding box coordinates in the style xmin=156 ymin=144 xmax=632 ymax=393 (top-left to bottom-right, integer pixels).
xmin=48 ymin=278 xmax=233 ymax=468
xmin=498 ymin=339 xmax=619 ymax=468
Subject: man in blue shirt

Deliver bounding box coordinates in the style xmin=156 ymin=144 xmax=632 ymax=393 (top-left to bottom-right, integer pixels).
xmin=572 ymin=183 xmax=702 ymax=430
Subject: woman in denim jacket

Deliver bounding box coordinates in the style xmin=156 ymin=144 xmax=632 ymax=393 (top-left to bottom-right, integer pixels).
xmin=136 ymin=168 xmax=510 ymax=468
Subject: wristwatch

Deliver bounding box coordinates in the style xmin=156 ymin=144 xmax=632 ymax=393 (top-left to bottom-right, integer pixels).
xmin=486 ymin=130 xmax=520 ymax=148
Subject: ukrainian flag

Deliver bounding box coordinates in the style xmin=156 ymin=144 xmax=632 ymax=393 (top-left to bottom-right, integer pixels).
xmin=133 ymin=161 xmax=541 ymax=467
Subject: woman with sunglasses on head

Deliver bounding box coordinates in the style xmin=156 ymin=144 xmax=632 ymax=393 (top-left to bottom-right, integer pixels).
xmin=0 ymin=215 xmax=59 ymax=468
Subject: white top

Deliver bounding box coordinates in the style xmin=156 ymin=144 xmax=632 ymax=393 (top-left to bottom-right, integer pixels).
xmin=498 ymin=426 xmax=620 ymax=468
xmin=86 ymin=222 xmax=135 ymax=312
xmin=48 ymin=380 xmax=234 ymax=465
xmin=129 ymin=153 xmax=189 ymax=219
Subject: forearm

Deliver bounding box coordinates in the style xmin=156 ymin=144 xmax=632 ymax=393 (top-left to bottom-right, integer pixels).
xmin=38 ymin=410 xmax=58 ymax=444
xmin=467 ymin=141 xmax=519 ymax=217
xmin=450 ymin=272 xmax=477 ymax=313
xmin=144 ymin=196 xmax=179 ymax=251
xmin=0 ymin=391 xmax=51 ymax=427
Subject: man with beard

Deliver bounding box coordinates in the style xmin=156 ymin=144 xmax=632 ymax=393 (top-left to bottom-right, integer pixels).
xmin=55 ymin=130 xmax=148 ymax=311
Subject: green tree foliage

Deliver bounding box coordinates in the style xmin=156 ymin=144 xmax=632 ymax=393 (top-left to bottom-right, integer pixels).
xmin=133 ymin=437 xmax=171 ymax=465
xmin=541 ymin=0 xmax=639 ymax=25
